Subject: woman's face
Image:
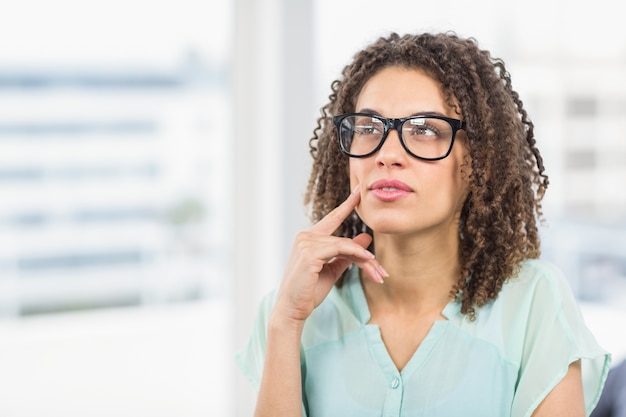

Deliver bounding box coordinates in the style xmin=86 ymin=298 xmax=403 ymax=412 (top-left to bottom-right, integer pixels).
xmin=350 ymin=66 xmax=470 ymax=239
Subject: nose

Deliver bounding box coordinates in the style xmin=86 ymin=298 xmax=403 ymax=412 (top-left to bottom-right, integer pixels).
xmin=374 ymin=128 xmax=408 ymax=167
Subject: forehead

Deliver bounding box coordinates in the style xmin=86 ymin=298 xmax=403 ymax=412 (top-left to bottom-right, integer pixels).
xmin=355 ymin=66 xmax=455 ymax=117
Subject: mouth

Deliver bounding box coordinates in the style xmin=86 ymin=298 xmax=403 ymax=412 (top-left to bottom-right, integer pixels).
xmin=369 ymin=179 xmax=412 ymax=192
xmin=368 ymin=179 xmax=412 ymax=202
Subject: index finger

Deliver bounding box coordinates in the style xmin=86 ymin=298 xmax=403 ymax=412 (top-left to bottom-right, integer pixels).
xmin=311 ymin=185 xmax=361 ymax=235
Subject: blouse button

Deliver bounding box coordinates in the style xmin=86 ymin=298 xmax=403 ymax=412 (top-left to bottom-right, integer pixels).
xmin=391 ymin=377 xmax=400 ymax=389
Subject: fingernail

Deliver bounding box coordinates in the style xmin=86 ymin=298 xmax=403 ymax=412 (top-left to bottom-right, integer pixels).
xmin=377 ymin=264 xmax=390 ymax=279
xmin=369 ymin=270 xmax=384 ymax=284
xmin=352 ymin=185 xmax=360 ymax=194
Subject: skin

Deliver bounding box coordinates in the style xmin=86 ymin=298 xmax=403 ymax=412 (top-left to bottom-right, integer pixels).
xmin=254 ymin=66 xmax=585 ymax=417
xmin=255 ymin=186 xmax=383 ymax=417
xmin=350 ymin=67 xmax=469 ymax=371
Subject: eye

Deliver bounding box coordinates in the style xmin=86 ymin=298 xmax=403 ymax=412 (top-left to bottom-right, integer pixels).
xmin=403 ymin=118 xmax=450 ymax=141
xmin=354 ymin=117 xmax=383 ymax=136
xmin=354 ymin=125 xmax=380 ymax=135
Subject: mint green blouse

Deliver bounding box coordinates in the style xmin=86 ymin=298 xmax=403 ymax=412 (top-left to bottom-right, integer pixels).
xmin=237 ymin=259 xmax=611 ymax=417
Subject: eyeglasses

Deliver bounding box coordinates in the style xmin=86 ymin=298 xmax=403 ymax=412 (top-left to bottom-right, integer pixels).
xmin=333 ymin=113 xmax=466 ymax=161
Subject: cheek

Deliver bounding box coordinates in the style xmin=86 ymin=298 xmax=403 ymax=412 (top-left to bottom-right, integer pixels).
xmin=452 ymin=155 xmax=471 ymax=205
xmin=348 ymin=160 xmax=362 ymax=187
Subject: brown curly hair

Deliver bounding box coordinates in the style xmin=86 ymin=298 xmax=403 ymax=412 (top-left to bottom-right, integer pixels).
xmin=304 ymin=31 xmax=549 ymax=320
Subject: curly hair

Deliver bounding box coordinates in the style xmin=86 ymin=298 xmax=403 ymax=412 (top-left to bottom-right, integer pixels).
xmin=304 ymin=31 xmax=549 ymax=320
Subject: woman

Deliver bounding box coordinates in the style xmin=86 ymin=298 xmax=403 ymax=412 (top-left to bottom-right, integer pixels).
xmin=237 ymin=32 xmax=611 ymax=416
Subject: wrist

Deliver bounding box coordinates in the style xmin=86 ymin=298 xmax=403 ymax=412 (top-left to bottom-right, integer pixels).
xmin=268 ymin=305 xmax=307 ymax=335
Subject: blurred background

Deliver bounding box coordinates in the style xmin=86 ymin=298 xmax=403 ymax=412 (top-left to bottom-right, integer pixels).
xmin=0 ymin=0 xmax=624 ymax=416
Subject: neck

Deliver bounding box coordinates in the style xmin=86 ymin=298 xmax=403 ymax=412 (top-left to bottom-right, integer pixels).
xmin=363 ymin=231 xmax=461 ymax=315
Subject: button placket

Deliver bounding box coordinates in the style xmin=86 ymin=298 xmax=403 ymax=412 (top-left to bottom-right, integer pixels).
xmin=383 ymin=374 xmax=403 ymax=416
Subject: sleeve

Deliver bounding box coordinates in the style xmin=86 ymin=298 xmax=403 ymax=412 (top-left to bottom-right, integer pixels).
xmin=590 ymin=358 xmax=626 ymax=417
xmin=512 ymin=261 xmax=612 ymax=417
xmin=234 ymin=291 xmax=310 ymax=417
xmin=235 ymin=291 xmax=276 ymax=389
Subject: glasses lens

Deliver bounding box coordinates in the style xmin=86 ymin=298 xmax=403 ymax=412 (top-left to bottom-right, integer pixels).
xmin=401 ymin=117 xmax=454 ymax=159
xmin=339 ymin=115 xmax=384 ymax=156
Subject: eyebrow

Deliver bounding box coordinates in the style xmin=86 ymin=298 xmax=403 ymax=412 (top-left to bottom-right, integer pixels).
xmin=356 ymin=108 xmax=449 ymax=118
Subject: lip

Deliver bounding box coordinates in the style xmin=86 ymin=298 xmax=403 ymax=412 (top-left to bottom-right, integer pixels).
xmin=368 ymin=179 xmax=413 ymax=202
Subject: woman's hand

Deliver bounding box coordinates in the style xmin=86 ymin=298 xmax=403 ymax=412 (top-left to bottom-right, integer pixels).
xmin=273 ymin=185 xmax=387 ymax=325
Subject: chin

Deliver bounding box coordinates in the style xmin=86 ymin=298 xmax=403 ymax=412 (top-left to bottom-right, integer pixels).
xmin=361 ymin=218 xmax=410 ymax=235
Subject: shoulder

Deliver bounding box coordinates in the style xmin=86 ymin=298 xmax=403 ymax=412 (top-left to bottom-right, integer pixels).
xmin=499 ymin=258 xmax=573 ymax=310
xmin=464 ymin=259 xmax=580 ymax=366
xmin=496 ymin=258 xmax=580 ymax=340
xmin=492 ymin=258 xmax=605 ymax=367
xmin=498 ymin=260 xmax=612 ymax=416
xmin=448 ymin=260 xmax=566 ymax=347
xmin=510 ymin=258 xmax=566 ymax=288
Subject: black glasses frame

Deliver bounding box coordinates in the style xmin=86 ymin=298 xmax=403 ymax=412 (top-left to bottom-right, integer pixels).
xmin=333 ymin=113 xmax=467 ymax=161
